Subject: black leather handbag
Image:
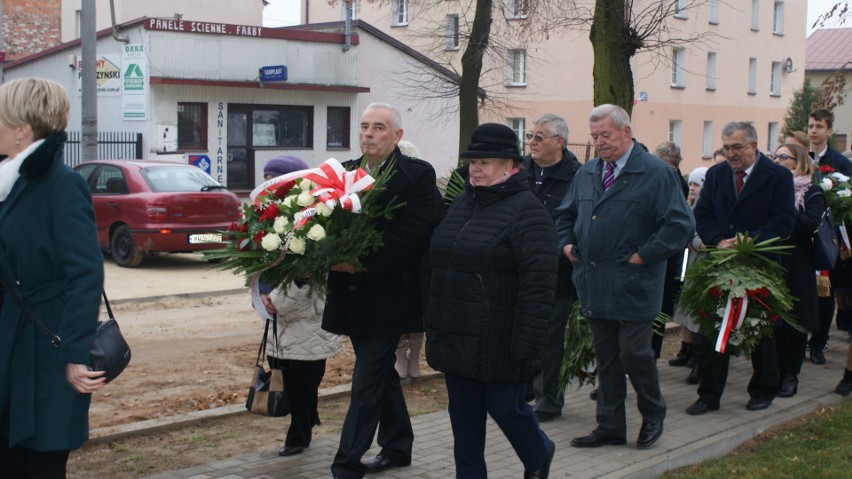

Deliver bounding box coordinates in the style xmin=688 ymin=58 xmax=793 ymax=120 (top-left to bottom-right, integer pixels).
xmin=246 ymin=317 xmax=289 ymax=417
xmin=0 ymin=275 xmax=131 ymax=383
xmin=812 ymin=200 xmax=840 ymax=271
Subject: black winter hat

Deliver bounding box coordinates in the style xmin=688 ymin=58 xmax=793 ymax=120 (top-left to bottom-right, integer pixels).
xmin=460 ymin=123 xmax=523 ymax=161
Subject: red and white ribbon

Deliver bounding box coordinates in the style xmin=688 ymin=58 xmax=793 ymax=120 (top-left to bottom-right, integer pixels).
xmin=250 ymin=158 xmax=375 ymax=213
xmin=841 ymin=221 xmax=851 ymax=251
xmin=715 ymin=294 xmax=749 ymax=354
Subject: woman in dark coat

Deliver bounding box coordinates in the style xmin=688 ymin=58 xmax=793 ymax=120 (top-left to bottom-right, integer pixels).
xmin=426 ymin=123 xmax=558 ymax=479
xmin=773 ymin=143 xmax=823 ymax=398
xmin=0 ymin=78 xmax=105 ymax=477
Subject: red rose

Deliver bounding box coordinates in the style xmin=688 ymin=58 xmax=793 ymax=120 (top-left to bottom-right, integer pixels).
xmin=227 ymin=222 xmax=239 ymax=232
xmin=274 ymin=181 xmax=295 ymax=198
xmin=819 ymin=165 xmax=836 ymax=174
xmin=260 ymin=205 xmax=279 ymax=221
xmin=709 ymin=286 xmax=722 ymax=298
xmin=239 ymin=223 xmax=248 ymax=233
xmin=253 ymin=231 xmax=265 ymax=244
xmin=770 ymin=314 xmax=780 ymax=323
xmin=698 ymin=309 xmax=710 ymax=319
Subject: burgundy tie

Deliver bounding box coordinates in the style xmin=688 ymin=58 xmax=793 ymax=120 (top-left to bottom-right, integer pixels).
xmin=736 ymin=170 xmax=746 ymax=194
xmin=602 ymin=162 xmax=616 ymax=190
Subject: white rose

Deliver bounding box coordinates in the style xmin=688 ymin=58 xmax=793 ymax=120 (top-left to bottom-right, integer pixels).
xmin=832 ymin=172 xmax=850 ymax=183
xmin=306 ymin=224 xmax=326 ymax=241
xmin=260 ymin=233 xmax=282 ymax=251
xmin=315 ymin=202 xmax=333 ymax=217
xmin=299 ymin=179 xmax=314 ymax=190
xmin=297 ymin=191 xmax=315 ymax=207
xmin=283 ymin=195 xmax=298 ymax=207
xmin=288 ymin=236 xmax=306 ymax=255
xmin=273 ymin=216 xmax=289 ymax=234
xmin=821 ymin=178 xmax=834 ymax=191
xmin=838 ymin=189 xmax=852 ymax=198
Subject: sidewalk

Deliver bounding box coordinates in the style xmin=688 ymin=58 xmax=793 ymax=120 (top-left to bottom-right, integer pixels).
xmin=103 ymin=257 xmax=849 ymax=479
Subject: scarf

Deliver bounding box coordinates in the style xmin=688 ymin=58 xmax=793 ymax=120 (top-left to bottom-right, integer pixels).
xmin=0 ymin=139 xmax=45 ymax=202
xmin=793 ymin=174 xmax=812 ymax=210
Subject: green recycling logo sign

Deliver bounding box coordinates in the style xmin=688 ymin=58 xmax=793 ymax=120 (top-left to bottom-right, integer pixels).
xmin=124 ymin=63 xmax=144 ymax=91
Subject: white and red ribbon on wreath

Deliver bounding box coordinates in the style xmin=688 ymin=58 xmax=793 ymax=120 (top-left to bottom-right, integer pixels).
xmin=715 ymin=294 xmax=749 ymax=354
xmin=250 ymin=158 xmax=376 ymax=226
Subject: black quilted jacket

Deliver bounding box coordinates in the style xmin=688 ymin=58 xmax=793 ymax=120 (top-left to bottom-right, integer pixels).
xmin=425 ymin=172 xmax=557 ymax=383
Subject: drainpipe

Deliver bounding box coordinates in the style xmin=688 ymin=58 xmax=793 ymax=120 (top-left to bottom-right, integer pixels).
xmin=110 ymin=0 xmax=129 ymax=43
xmin=343 ymin=0 xmax=351 ymax=52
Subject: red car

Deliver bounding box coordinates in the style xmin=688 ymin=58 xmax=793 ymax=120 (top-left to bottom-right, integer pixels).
xmin=74 ymin=160 xmax=242 ymax=267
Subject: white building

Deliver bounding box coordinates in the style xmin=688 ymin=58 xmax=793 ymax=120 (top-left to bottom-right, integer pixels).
xmin=4 ymin=16 xmax=459 ymax=190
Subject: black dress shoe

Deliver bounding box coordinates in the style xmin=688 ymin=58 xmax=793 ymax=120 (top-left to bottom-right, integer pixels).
xmin=362 ymin=454 xmax=411 ymax=473
xmin=636 ymin=420 xmax=664 ymax=448
xmin=589 ymin=388 xmax=598 ymax=400
xmin=746 ymin=398 xmax=772 ymax=411
xmin=524 ymin=443 xmax=555 ymax=479
xmin=811 ymin=350 xmax=827 ymax=365
xmin=685 ymin=399 xmax=719 ymax=416
xmin=778 ymin=374 xmax=798 ymax=398
xmin=277 ymin=445 xmax=304 ymax=456
xmin=535 ymin=411 xmax=561 ymax=423
xmin=570 ymin=430 xmax=626 ymax=448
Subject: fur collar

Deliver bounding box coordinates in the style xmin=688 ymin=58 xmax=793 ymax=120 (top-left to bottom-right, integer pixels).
xmin=19 ymin=131 xmax=67 ymax=179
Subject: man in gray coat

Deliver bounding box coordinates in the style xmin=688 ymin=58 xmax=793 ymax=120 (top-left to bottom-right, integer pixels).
xmin=554 ymin=104 xmax=694 ymax=449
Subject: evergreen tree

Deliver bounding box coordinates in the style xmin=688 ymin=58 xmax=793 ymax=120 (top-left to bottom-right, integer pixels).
xmin=782 ymin=78 xmax=820 ymax=135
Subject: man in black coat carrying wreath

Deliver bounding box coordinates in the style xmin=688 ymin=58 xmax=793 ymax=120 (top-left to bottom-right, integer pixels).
xmin=323 ymin=102 xmax=443 ymax=479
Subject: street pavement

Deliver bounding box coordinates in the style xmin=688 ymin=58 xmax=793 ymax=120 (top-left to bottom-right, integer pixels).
xmin=104 ymin=254 xmax=850 ymax=479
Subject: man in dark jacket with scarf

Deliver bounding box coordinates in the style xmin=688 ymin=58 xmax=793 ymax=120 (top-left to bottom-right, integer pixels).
xmin=323 ymin=102 xmax=443 ymax=478
xmin=523 ymin=114 xmax=581 ymax=423
xmin=555 ymin=104 xmax=694 ymax=449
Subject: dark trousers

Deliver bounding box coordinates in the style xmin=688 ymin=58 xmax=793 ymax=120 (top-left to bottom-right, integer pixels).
xmin=445 ymin=374 xmax=553 ymax=478
xmin=268 ymin=356 xmax=326 ymax=448
xmin=588 ymin=318 xmax=666 ymax=437
xmin=809 ymin=295 xmax=835 ymax=351
xmin=331 ymin=335 xmax=413 ymax=478
xmin=775 ymin=327 xmax=807 ymax=377
xmin=533 ymin=295 xmax=571 ymax=415
xmin=697 ymin=336 xmax=778 ymax=407
xmin=0 ymin=436 xmax=69 ymax=479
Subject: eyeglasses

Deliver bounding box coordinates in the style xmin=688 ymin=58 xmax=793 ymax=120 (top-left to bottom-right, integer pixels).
xmin=524 ymin=133 xmax=559 ymax=143
xmin=771 ymin=153 xmax=795 ymax=162
xmin=721 ymin=142 xmax=755 ymax=153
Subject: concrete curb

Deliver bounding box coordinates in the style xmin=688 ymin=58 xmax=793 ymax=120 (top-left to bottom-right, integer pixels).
xmin=599 ymin=391 xmax=846 ymax=479
xmin=88 ymin=372 xmax=444 ymax=445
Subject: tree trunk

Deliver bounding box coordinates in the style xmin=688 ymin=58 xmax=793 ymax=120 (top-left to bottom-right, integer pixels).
xmin=458 ymin=0 xmax=493 ymax=166
xmin=590 ymin=0 xmax=635 ymax=116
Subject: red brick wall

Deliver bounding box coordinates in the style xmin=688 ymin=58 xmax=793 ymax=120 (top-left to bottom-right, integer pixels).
xmin=2 ymin=0 xmax=62 ymax=61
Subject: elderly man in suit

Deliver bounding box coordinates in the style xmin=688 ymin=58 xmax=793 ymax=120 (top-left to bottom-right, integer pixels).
xmin=685 ymin=122 xmax=796 ymax=416
xmin=555 ymin=104 xmax=694 ymax=449
xmin=323 ymin=103 xmax=443 ymax=479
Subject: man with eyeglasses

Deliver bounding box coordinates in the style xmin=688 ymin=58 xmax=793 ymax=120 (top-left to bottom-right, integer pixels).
xmin=687 ymin=122 xmax=795 ymax=416
xmin=522 ymin=114 xmax=582 ymax=423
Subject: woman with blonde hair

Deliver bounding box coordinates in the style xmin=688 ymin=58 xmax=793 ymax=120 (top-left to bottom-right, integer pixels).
xmin=772 ymin=142 xmax=824 ymax=398
xmin=0 ymin=78 xmax=105 ymax=477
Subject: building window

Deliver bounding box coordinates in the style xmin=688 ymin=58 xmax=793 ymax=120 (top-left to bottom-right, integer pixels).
xmin=391 ymin=0 xmax=408 ymax=26
xmin=770 ymin=61 xmax=782 ymax=96
xmin=508 ymin=118 xmax=525 ymax=153
xmin=773 ymin=1 xmax=785 ymax=35
xmin=748 ymin=57 xmax=757 ymax=95
xmin=75 ymin=9 xmax=82 ymax=38
xmin=327 ymin=107 xmax=350 ymax=149
xmin=768 ymin=122 xmax=779 ymax=152
xmin=674 ymin=0 xmax=688 ymax=19
xmin=751 ymin=0 xmax=760 ymax=31
xmin=669 ymin=120 xmax=683 ymax=146
xmin=505 ymin=0 xmax=529 ymax=20
xmin=445 ymin=14 xmax=460 ymax=50
xmin=706 ymin=52 xmax=717 ymax=91
xmin=835 ymin=134 xmax=848 ymax=152
xmin=251 ymin=106 xmax=314 ymax=148
xmin=177 ymin=102 xmax=207 ymax=151
xmin=507 ymin=49 xmax=526 ymax=86
xmin=671 ymin=47 xmax=686 ymax=88
xmin=702 ymin=121 xmax=713 ymax=158
xmin=709 ymin=0 xmax=719 ymax=24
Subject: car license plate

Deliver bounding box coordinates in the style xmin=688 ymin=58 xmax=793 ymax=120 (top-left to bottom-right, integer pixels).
xmin=188 ymin=233 xmax=223 ymax=244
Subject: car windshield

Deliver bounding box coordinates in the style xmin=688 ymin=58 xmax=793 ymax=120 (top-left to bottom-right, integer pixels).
xmin=140 ymin=166 xmax=223 ymax=192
